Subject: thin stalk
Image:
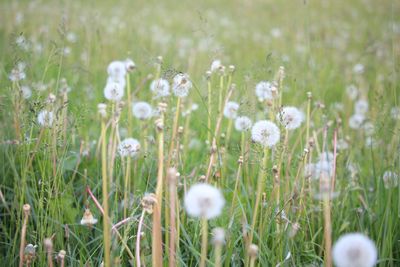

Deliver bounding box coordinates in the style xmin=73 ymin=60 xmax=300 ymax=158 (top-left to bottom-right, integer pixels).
xmin=19 ymin=204 xmax=30 ymax=267
xmin=123 ymin=157 xmax=131 ymax=219
xmin=136 ymin=210 xmax=146 ymax=267
xmin=207 ymin=78 xmax=212 ymax=144
xmin=101 ymin=119 xmax=111 ymax=267
xmin=200 ymin=218 xmax=209 ymax=267
xmin=214 ymin=243 xmax=222 ymax=267
xmin=168 ymin=168 xmax=178 ymax=267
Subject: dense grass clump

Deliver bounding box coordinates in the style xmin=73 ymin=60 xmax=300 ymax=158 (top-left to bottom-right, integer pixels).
xmin=0 ymin=0 xmax=399 ymax=266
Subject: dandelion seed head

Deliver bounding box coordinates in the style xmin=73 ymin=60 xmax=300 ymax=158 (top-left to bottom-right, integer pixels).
xmin=349 ymin=114 xmax=365 ymax=129
xmin=255 ymin=81 xmax=274 ymax=101
xmin=21 ymin=85 xmax=32 ymax=99
xmin=184 ymin=183 xmax=225 ymax=219
xmin=118 ymin=138 xmax=140 ymax=158
xmin=210 ymin=59 xmax=222 ymax=72
xmin=172 ymin=73 xmax=192 ymax=97
xmin=251 ymin=120 xmax=280 ymax=147
xmin=354 ymin=99 xmax=369 ymax=115
xmin=382 ymin=171 xmax=399 ymax=189
xmin=132 ymin=101 xmax=153 ymax=120
xmin=37 ymin=110 xmax=54 ymax=128
xmin=224 ymin=101 xmax=239 ymax=119
xmin=333 ymin=233 xmax=377 ymax=267
xmin=277 ymin=106 xmax=304 ymax=130
xmin=235 ymin=116 xmax=252 ymax=132
xmin=107 ymin=60 xmax=127 ymax=80
xmin=150 ymin=78 xmax=170 ymax=98
xmin=80 ymin=208 xmax=98 ymax=226
xmin=212 ymin=227 xmax=226 ymax=245
xmin=125 ymin=58 xmax=136 ymax=72
xmin=104 ymin=81 xmax=124 ymax=101
xmin=346 ymin=84 xmax=358 ymax=100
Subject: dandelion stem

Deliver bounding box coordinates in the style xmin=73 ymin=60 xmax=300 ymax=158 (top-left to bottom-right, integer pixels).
xmin=136 ymin=210 xmax=146 ymax=267
xmin=19 ymin=204 xmax=30 ymax=267
xmin=200 ymin=217 xmax=209 ymax=267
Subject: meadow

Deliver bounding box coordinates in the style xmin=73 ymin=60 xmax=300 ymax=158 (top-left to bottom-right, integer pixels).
xmin=0 ymin=0 xmax=399 ymax=266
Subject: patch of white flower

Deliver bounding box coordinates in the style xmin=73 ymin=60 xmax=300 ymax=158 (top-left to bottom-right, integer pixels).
xmin=276 ymin=106 xmax=304 ymax=130
xmin=172 ymin=73 xmax=192 ymax=97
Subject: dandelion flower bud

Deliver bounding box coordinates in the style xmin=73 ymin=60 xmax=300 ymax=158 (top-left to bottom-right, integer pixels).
xmin=234 ymin=116 xmax=252 ymax=132
xmin=132 ymin=101 xmax=153 ymax=120
xmin=248 ymin=244 xmax=259 ymax=258
xmin=172 ymin=73 xmax=192 ymax=98
xmin=277 ymin=106 xmax=304 ymax=130
xmin=97 ymin=103 xmax=107 ymax=118
xmin=224 ymin=101 xmax=239 ymax=119
xmin=212 ymin=227 xmax=225 ymax=245
xmin=118 ymin=138 xmax=140 ymax=158
xmin=332 ymin=233 xmax=377 ymax=267
xmin=184 ymin=183 xmax=225 ymax=220
xmin=80 ymin=208 xmax=98 ymax=226
xmin=125 ymin=58 xmax=136 ymax=72
xmin=205 ymin=70 xmax=212 ymax=80
xmin=155 ymin=118 xmax=164 ymax=131
xmin=104 ymin=81 xmax=124 ymax=101
xmin=37 ymin=110 xmax=54 ymax=128
xmin=251 ymin=120 xmax=280 ymax=148
xmin=107 ymin=61 xmax=127 ymax=80
xmin=141 ymin=193 xmax=157 ymax=214
xmin=255 ymin=81 xmax=274 ymax=102
xmin=150 ymin=78 xmax=170 ymax=98
xmin=57 ymin=250 xmax=66 ymax=260
xmin=24 ymin=244 xmax=37 ymax=264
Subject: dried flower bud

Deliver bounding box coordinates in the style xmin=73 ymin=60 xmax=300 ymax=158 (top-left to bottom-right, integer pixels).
xmin=248 ymin=244 xmax=259 ymax=258
xmin=141 ymin=193 xmax=157 ymax=214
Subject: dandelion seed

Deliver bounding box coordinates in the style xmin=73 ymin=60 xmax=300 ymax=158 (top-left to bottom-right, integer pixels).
xmin=234 ymin=116 xmax=252 ymax=132
xmin=251 ymin=120 xmax=280 ymax=147
xmin=132 ymin=101 xmax=153 ymax=120
xmin=80 ymin=208 xmax=98 ymax=226
xmin=332 ymin=233 xmax=377 ymax=267
xmin=349 ymin=114 xmax=365 ymax=129
xmin=104 ymin=81 xmax=124 ymax=101
xmin=255 ymin=81 xmax=274 ymax=101
xmin=277 ymin=106 xmax=304 ymax=130
xmin=223 ymin=101 xmax=239 ymax=119
xmin=172 ymin=73 xmax=192 ymax=97
xmin=184 ymin=183 xmax=225 ymax=219
xmin=37 ymin=110 xmax=54 ymax=128
xmin=382 ymin=171 xmax=399 ymax=189
xmin=150 ymin=78 xmax=170 ymax=98
xmin=118 ymin=138 xmax=140 ymax=158
xmin=354 ymin=99 xmax=369 ymax=115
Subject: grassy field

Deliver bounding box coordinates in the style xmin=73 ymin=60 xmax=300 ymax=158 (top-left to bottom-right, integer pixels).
xmin=0 ymin=0 xmax=399 ymax=266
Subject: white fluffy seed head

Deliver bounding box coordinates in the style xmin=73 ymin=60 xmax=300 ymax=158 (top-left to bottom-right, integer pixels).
xmin=107 ymin=61 xmax=127 ymax=80
xmin=132 ymin=101 xmax=153 ymax=120
xmin=212 ymin=227 xmax=226 ymax=245
xmin=224 ymin=101 xmax=239 ymax=119
xmin=124 ymin=58 xmax=136 ymax=72
xmin=210 ymin=59 xmax=222 ymax=73
xmin=184 ymin=183 xmax=225 ymax=220
xmin=277 ymin=106 xmax=304 ymax=130
xmin=235 ymin=116 xmax=252 ymax=132
xmin=37 ymin=110 xmax=54 ymax=128
xmin=354 ymin=99 xmax=369 ymax=115
xmin=251 ymin=120 xmax=280 ymax=148
xmin=346 ymin=84 xmax=358 ymax=100
xmin=118 ymin=138 xmax=140 ymax=158
xmin=382 ymin=171 xmax=398 ymax=189
xmin=349 ymin=114 xmax=365 ymax=129
xmin=255 ymin=81 xmax=274 ymax=102
xmin=172 ymin=73 xmax=192 ymax=97
xmin=104 ymin=81 xmax=124 ymax=101
xmin=332 ymin=233 xmax=377 ymax=267
xmin=21 ymin=85 xmax=32 ymax=99
xmin=150 ymin=78 xmax=170 ymax=98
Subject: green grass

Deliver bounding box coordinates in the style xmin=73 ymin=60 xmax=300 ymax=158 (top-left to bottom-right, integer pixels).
xmin=0 ymin=0 xmax=399 ymax=266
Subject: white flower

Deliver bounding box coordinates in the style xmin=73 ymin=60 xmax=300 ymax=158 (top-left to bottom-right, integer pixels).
xmin=251 ymin=120 xmax=280 ymax=148
xmin=390 ymin=107 xmax=400 ymax=120
xmin=255 ymin=81 xmax=274 ymax=101
xmin=118 ymin=138 xmax=140 ymax=158
xmin=37 ymin=110 xmax=54 ymax=128
xmin=210 ymin=59 xmax=222 ymax=72
xmin=346 ymin=84 xmax=358 ymax=100
xmin=107 ymin=61 xmax=127 ymax=80
xmin=150 ymin=78 xmax=170 ymax=98
xmin=382 ymin=171 xmax=399 ymax=189
xmin=172 ymin=73 xmax=192 ymax=97
xmin=132 ymin=102 xmax=153 ymax=120
xmin=20 ymin=85 xmax=32 ymax=99
xmin=184 ymin=183 xmax=225 ymax=219
xmin=104 ymin=81 xmax=124 ymax=101
xmin=125 ymin=58 xmax=136 ymax=72
xmin=80 ymin=209 xmax=98 ymax=226
xmin=277 ymin=106 xmax=304 ymax=130
xmin=353 ymin=63 xmax=365 ymax=74
xmin=349 ymin=114 xmax=365 ymax=129
xmin=234 ymin=116 xmax=252 ymax=132
xmin=332 ymin=233 xmax=377 ymax=267
xmin=223 ymin=101 xmax=239 ymax=119
xmin=354 ymin=99 xmax=368 ymax=115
